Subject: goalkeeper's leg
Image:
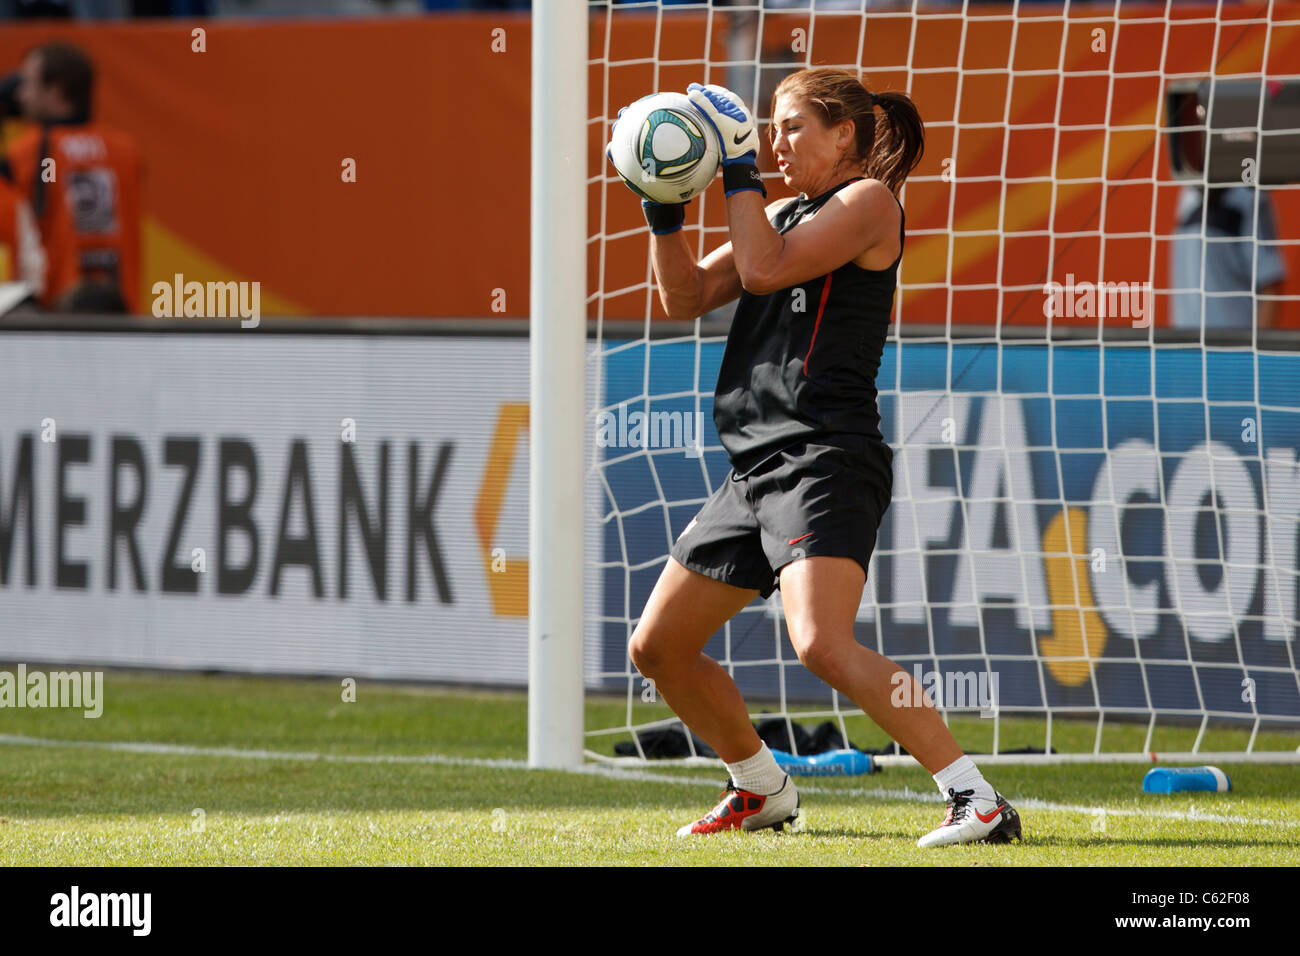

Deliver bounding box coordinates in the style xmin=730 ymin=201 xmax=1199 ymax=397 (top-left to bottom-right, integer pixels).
xmin=629 ymin=557 xmax=800 ymax=835
xmin=778 ymin=556 xmax=1021 ymax=847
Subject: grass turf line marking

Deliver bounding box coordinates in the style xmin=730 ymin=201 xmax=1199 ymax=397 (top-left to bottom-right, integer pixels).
xmin=0 ymin=733 xmax=530 ymax=769
xmin=2 ymin=733 xmax=1295 ymax=830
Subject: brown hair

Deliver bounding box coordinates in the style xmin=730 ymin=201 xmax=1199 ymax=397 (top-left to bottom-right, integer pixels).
xmin=771 ymin=67 xmax=924 ymax=195
xmin=30 ymin=42 xmax=94 ymax=120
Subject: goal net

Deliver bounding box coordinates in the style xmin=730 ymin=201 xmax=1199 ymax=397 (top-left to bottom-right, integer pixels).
xmin=580 ymin=0 xmax=1300 ymax=766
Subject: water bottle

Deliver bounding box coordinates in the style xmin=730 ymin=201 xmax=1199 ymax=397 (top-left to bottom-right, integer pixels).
xmin=770 ymin=748 xmax=873 ymax=777
xmin=1142 ymin=765 xmax=1231 ymax=793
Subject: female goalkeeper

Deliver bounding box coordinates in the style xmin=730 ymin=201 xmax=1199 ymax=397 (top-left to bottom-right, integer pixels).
xmin=618 ymin=68 xmax=1021 ymax=847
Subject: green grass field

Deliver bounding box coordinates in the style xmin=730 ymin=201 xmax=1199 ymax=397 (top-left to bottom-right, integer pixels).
xmin=2 ymin=669 xmax=1298 ymax=866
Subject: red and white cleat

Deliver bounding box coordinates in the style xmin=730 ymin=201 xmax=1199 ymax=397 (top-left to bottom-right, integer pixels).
xmin=676 ymin=776 xmax=800 ymax=836
xmin=917 ymin=787 xmax=1023 ymax=847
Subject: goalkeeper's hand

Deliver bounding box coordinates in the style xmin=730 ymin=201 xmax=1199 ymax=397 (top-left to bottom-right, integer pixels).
xmin=686 ymin=82 xmax=759 ymax=165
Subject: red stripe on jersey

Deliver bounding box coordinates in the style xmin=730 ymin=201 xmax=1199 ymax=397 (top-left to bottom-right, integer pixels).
xmin=802 ymin=272 xmax=834 ymax=376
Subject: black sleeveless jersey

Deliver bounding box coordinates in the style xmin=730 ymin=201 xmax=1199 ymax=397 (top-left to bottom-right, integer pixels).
xmin=713 ymin=177 xmax=903 ymax=479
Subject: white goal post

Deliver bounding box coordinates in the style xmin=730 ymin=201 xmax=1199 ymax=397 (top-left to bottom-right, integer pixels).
xmin=529 ymin=0 xmax=588 ymax=769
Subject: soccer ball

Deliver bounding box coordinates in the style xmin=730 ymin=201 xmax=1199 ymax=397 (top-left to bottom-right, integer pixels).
xmin=607 ymin=91 xmax=720 ymax=204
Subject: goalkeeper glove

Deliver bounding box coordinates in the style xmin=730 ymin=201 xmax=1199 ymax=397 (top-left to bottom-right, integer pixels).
xmin=686 ymin=82 xmax=765 ymax=198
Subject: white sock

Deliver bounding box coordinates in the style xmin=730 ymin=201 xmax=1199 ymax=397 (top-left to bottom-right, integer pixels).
xmin=933 ymin=755 xmax=996 ymax=802
xmin=725 ymin=743 xmax=786 ymax=795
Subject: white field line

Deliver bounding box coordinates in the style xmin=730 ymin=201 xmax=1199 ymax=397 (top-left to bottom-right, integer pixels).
xmin=0 ymin=733 xmax=531 ymax=770
xmin=2 ymin=733 xmax=1295 ymax=830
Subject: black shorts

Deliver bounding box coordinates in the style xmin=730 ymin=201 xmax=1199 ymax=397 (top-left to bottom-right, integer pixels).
xmin=669 ymin=436 xmax=892 ymax=599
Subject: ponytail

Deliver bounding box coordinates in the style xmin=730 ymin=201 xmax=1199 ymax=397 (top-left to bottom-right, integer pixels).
xmin=867 ymin=90 xmax=925 ymax=195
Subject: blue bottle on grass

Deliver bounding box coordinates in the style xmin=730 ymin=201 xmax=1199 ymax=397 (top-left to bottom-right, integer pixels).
xmin=770 ymin=748 xmax=873 ymax=777
xmin=1142 ymin=766 xmax=1231 ymax=793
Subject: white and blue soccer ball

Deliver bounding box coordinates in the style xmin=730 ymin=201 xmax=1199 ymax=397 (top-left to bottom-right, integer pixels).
xmin=607 ymin=91 xmax=721 ymax=204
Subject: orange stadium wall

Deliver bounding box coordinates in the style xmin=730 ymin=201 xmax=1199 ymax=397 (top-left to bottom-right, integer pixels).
xmin=0 ymin=4 xmax=1296 ymax=326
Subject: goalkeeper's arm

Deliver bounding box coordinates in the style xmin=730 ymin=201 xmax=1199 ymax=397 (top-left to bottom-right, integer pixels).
xmin=687 ymin=82 xmax=896 ymax=295
xmin=648 ymin=223 xmax=741 ymax=320
xmin=646 ymin=196 xmax=794 ymax=319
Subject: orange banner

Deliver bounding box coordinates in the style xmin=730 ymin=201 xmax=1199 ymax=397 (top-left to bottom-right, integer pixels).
xmin=0 ymin=6 xmax=1295 ymax=325
xmin=1 ymin=16 xmax=532 ymax=318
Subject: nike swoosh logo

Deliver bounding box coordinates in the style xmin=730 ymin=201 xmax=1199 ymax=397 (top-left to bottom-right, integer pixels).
xmin=733 ymin=132 xmax=750 ymax=145
xmin=975 ymin=805 xmax=1004 ymax=824
xmin=788 ymin=532 xmax=813 ymax=545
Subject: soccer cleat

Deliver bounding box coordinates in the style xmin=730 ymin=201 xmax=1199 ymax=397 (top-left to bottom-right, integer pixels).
xmin=916 ymin=787 xmax=1022 ymax=848
xmin=676 ymin=775 xmax=800 ymax=836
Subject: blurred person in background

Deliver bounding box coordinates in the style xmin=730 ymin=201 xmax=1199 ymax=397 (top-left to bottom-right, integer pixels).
xmin=2 ymin=42 xmax=141 ymax=313
xmin=0 ymin=175 xmax=52 ymax=312
xmin=1170 ymin=183 xmax=1287 ymax=331
xmin=0 ymin=70 xmax=78 ymax=313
